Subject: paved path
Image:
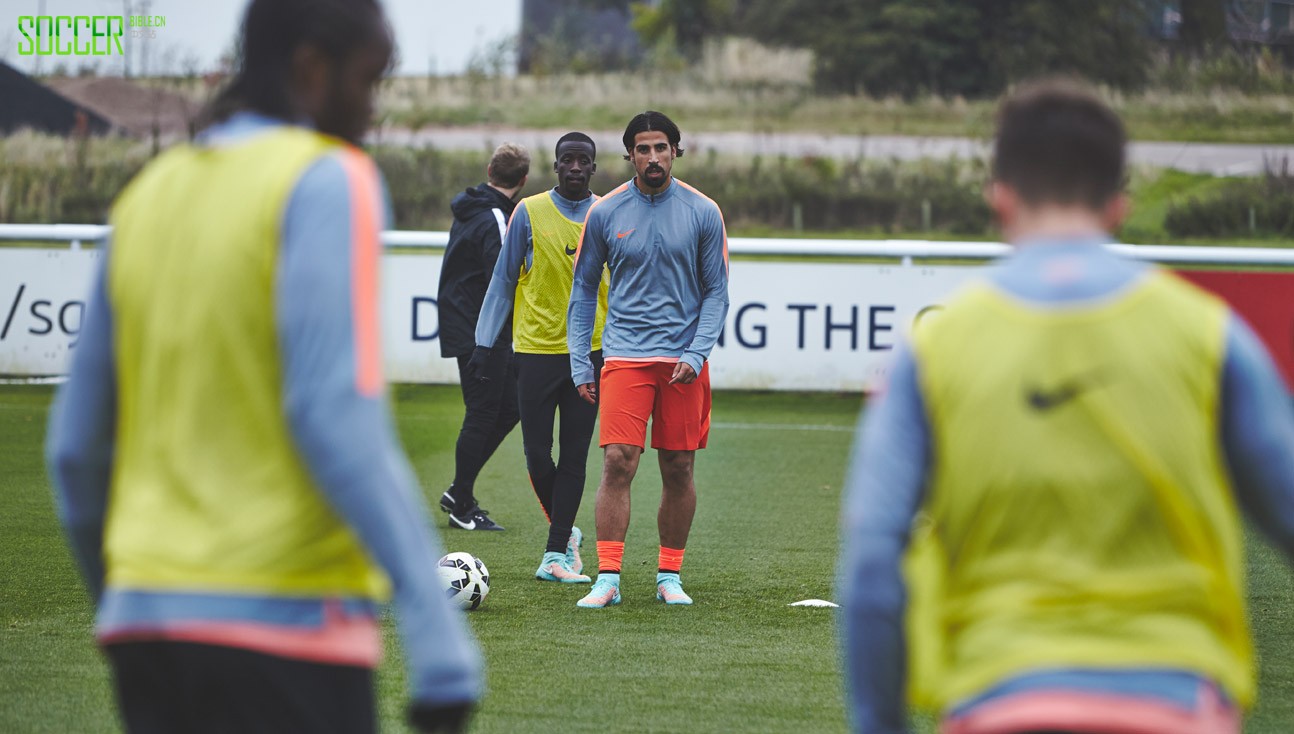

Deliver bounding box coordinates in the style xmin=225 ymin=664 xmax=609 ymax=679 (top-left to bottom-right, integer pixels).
xmin=376 ymin=127 xmax=1294 ymax=176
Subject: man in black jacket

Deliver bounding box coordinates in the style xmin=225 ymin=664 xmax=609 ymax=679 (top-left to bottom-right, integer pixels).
xmin=437 ymin=143 xmax=530 ymax=531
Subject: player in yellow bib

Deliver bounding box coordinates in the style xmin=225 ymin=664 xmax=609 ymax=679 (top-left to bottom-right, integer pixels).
xmin=46 ymin=1 xmax=479 ymax=731
xmin=474 ymin=132 xmax=608 ymax=582
xmin=839 ymin=80 xmax=1294 ymax=734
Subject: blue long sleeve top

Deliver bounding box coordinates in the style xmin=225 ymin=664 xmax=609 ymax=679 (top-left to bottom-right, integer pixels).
xmin=45 ymin=112 xmax=482 ymax=707
xmin=838 ymin=238 xmax=1294 ymax=733
xmin=567 ymin=177 xmax=730 ymax=385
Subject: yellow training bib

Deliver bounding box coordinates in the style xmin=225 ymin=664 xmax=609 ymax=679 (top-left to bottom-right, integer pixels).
xmin=106 ymin=127 xmax=389 ymax=600
xmin=905 ymin=270 xmax=1252 ymax=709
xmin=513 ymin=191 xmax=607 ymax=353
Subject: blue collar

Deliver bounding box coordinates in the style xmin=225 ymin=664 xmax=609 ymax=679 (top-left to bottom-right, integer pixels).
xmin=628 ymin=176 xmax=676 ymax=204
xmin=1007 ymin=235 xmax=1116 ymax=266
xmin=196 ymin=111 xmax=311 ymax=145
xmin=1012 ymin=233 xmax=1113 ymax=251
xmin=550 ymin=187 xmax=593 ymax=207
xmin=988 ymin=233 xmax=1147 ymax=303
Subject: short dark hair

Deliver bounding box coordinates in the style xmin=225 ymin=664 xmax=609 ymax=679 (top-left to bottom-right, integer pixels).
xmin=555 ymin=132 xmax=596 ymax=161
xmin=622 ymin=111 xmax=684 ymax=161
xmin=488 ymin=143 xmax=530 ymax=188
xmin=992 ymin=78 xmax=1126 ymax=209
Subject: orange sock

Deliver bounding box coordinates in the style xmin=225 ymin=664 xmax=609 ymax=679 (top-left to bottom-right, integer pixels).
xmin=597 ymin=541 xmax=625 ymax=573
xmin=658 ymin=546 xmax=685 ymax=574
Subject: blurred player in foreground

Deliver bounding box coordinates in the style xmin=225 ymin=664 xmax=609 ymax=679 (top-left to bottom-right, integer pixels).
xmin=474 ymin=132 xmax=608 ymax=583
xmin=839 ymin=79 xmax=1294 ymax=734
xmin=45 ymin=0 xmax=480 ymax=732
xmin=437 ymin=142 xmax=531 ymax=532
xmin=568 ymin=111 xmax=730 ymax=607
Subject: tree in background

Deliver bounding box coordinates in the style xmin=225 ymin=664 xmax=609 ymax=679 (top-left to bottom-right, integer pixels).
xmin=814 ymin=0 xmax=980 ymax=96
xmin=1179 ymin=0 xmax=1230 ymax=52
xmin=525 ymin=0 xmax=1258 ymax=96
xmin=520 ymin=0 xmax=643 ymax=73
xmin=977 ymin=1 xmax=1152 ymax=93
xmin=736 ymin=0 xmax=1153 ymax=96
xmin=631 ymin=0 xmax=737 ymax=62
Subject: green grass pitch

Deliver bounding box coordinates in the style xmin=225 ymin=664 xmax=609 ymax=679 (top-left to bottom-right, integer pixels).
xmin=2 ymin=384 xmax=1292 ymax=732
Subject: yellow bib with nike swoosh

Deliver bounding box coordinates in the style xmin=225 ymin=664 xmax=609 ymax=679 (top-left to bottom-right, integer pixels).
xmin=903 ymin=269 xmax=1253 ymax=710
xmin=104 ymin=128 xmax=389 ymax=600
xmin=513 ymin=191 xmax=607 ymax=353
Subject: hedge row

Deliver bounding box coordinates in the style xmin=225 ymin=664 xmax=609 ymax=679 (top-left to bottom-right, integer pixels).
xmin=3 ymin=133 xmax=1292 ymax=242
xmin=1164 ymin=171 xmax=1294 ymax=239
xmin=0 ymin=135 xmax=992 ymax=234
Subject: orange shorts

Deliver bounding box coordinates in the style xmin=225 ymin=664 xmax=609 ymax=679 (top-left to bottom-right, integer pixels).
xmin=598 ymin=360 xmax=711 ymax=451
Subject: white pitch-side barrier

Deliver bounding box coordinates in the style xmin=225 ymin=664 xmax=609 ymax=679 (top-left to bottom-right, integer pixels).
xmin=5 ymin=224 xmax=1294 ymax=390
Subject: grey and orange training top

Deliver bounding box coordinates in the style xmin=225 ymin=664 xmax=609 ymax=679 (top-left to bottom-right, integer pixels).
xmin=567 ymin=177 xmax=730 ymax=386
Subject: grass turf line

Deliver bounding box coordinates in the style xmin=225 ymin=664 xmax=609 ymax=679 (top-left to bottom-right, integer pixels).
xmin=3 ymin=384 xmax=1292 ymax=732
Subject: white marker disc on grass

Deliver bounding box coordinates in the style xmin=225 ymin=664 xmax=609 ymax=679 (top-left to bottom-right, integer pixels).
xmin=788 ymin=599 xmax=839 ymax=608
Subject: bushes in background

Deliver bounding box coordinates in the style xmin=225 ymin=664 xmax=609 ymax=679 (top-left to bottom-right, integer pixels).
xmin=0 ymin=133 xmax=146 ymax=224
xmin=5 ymin=130 xmax=1292 ymax=244
xmin=375 ymin=146 xmax=992 ymax=235
xmin=1164 ymin=162 xmax=1294 ymax=239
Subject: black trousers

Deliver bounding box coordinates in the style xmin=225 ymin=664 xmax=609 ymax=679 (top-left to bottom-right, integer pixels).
xmin=450 ymin=347 xmax=520 ymax=510
xmin=516 ymin=351 xmax=602 ymax=553
xmin=106 ymin=641 xmax=374 ymax=734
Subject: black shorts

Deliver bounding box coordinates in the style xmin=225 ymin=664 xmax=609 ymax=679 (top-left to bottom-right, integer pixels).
xmin=106 ymin=641 xmax=375 ymax=734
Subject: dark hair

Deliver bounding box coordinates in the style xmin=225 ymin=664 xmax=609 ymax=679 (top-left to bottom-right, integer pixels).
xmin=992 ymin=78 xmax=1126 ymax=209
xmin=201 ymin=0 xmax=389 ymax=127
xmin=621 ymin=110 xmax=684 ymax=161
xmin=555 ymin=132 xmax=596 ymax=160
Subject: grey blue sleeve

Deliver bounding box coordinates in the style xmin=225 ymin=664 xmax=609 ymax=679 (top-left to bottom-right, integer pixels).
xmin=1219 ymin=315 xmax=1294 ymax=560
xmin=475 ymin=201 xmax=530 ymax=349
xmin=45 ymin=250 xmax=117 ymax=603
xmin=277 ymin=154 xmax=482 ymax=706
xmin=568 ymin=205 xmax=608 ymax=385
xmin=837 ymin=346 xmax=929 ymax=734
xmin=681 ymin=204 xmax=731 ymax=374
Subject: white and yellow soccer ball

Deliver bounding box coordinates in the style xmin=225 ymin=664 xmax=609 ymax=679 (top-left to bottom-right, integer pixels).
xmin=436 ymin=552 xmax=490 ymax=610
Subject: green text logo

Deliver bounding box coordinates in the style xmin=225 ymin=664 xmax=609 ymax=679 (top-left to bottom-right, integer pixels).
xmin=17 ymin=15 xmax=127 ymax=56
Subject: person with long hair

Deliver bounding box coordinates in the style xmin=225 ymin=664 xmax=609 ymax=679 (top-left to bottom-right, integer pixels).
xmin=46 ymin=1 xmax=480 ymax=731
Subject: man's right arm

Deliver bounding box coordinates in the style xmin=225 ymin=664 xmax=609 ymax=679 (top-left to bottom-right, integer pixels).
xmin=474 ymin=201 xmax=530 ymax=349
xmin=838 ymin=346 xmax=930 ymax=734
xmin=568 ymin=205 xmax=608 ymax=386
xmin=277 ymin=151 xmax=481 ymax=710
xmin=1219 ymin=315 xmax=1294 ymax=560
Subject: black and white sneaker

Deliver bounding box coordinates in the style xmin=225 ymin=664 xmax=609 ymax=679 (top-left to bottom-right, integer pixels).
xmin=438 ymin=490 xmax=455 ymax=515
xmin=448 ymin=504 xmax=505 ymax=531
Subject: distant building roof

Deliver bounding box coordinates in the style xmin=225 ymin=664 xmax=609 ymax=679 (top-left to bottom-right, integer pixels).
xmin=0 ymin=61 xmax=114 ymax=136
